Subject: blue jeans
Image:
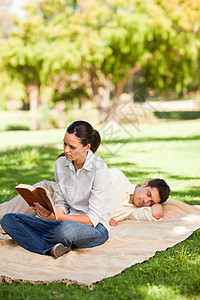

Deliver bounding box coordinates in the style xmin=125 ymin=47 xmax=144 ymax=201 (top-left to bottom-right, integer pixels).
xmin=1 ymin=213 xmax=109 ymax=255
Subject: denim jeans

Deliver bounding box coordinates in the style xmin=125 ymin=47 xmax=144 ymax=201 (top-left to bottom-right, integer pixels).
xmin=1 ymin=213 xmax=109 ymax=255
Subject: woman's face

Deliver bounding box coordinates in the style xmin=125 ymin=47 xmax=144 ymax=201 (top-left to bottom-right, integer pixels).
xmin=63 ymin=132 xmax=90 ymax=163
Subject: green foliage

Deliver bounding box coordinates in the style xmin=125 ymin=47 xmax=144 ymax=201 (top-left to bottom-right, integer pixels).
xmin=133 ymin=0 xmax=200 ymax=96
xmin=6 ymin=124 xmax=30 ymax=131
xmin=154 ymin=111 xmax=200 ymax=120
xmin=0 ymin=71 xmax=25 ymax=111
xmin=0 ymin=0 xmax=199 ymax=119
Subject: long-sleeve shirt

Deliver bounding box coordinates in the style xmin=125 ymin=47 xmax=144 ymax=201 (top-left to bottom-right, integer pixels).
xmin=109 ymin=168 xmax=159 ymax=222
xmin=54 ymin=149 xmax=111 ymax=231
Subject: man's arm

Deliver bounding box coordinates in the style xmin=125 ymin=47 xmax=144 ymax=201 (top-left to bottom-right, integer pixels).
xmin=109 ymin=218 xmax=118 ymax=226
xmin=151 ymin=204 xmax=163 ymax=219
xmin=109 ymin=204 xmax=163 ymax=225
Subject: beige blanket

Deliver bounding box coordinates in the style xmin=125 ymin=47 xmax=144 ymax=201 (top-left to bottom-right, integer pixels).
xmin=1 ymin=200 xmax=200 ymax=286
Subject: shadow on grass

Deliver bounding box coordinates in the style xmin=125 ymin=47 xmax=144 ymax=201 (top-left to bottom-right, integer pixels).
xmin=154 ymin=111 xmax=200 ymax=120
xmin=171 ymin=189 xmax=200 ymax=205
xmin=166 ymin=174 xmax=200 ymax=181
xmin=101 ymin=134 xmax=200 ymax=144
xmin=0 ymin=146 xmax=61 ymax=203
xmin=159 ymin=172 xmax=200 ymax=204
xmin=6 ymin=124 xmax=30 ymax=131
xmin=1 ymin=143 xmax=199 ymax=206
xmin=123 ymin=230 xmax=200 ymax=298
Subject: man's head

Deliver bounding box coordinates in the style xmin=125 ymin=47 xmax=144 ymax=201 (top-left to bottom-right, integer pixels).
xmin=131 ymin=178 xmax=170 ymax=207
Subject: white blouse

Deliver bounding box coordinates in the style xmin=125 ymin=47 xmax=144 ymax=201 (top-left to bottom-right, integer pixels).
xmin=54 ymin=150 xmax=111 ymax=231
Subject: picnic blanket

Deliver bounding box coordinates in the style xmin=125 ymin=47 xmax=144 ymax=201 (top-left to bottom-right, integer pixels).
xmin=1 ymin=199 xmax=200 ymax=286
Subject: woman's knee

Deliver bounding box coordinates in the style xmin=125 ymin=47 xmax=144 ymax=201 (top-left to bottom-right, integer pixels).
xmin=52 ymin=221 xmax=90 ymax=246
xmin=1 ymin=213 xmax=15 ymax=229
xmin=56 ymin=221 xmax=80 ymax=240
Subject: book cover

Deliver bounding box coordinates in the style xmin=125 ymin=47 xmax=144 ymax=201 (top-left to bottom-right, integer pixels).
xmin=15 ymin=184 xmax=58 ymax=220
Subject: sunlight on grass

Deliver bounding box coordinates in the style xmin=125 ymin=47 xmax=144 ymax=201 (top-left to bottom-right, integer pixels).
xmin=144 ymin=283 xmax=183 ymax=300
xmin=17 ymin=149 xmax=43 ymax=166
xmin=0 ymin=129 xmax=64 ymax=150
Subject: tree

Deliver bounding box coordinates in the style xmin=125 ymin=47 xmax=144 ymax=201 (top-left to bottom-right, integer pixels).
xmin=0 ymin=0 xmax=13 ymax=38
xmin=0 ymin=0 xmax=81 ymax=128
xmin=38 ymin=0 xmax=150 ymax=122
xmin=1 ymin=0 xmax=199 ymax=125
xmin=51 ymin=0 xmax=200 ymax=121
xmin=140 ymin=0 xmax=200 ymax=97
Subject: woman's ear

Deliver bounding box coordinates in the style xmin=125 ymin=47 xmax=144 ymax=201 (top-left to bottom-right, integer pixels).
xmin=141 ymin=181 xmax=149 ymax=187
xmin=85 ymin=144 xmax=91 ymax=152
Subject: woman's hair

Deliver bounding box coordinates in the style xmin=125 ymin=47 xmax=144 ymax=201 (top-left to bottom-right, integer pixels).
xmin=56 ymin=121 xmax=100 ymax=159
xmin=66 ymin=121 xmax=101 ymax=153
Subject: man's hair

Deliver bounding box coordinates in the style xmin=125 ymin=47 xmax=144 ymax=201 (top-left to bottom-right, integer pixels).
xmin=147 ymin=179 xmax=170 ymax=204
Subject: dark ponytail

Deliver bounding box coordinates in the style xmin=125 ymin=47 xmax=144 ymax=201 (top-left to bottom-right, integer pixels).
xmin=91 ymin=129 xmax=101 ymax=153
xmin=67 ymin=121 xmax=101 ymax=153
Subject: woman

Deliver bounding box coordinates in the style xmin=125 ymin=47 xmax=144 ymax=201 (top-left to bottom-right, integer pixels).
xmin=1 ymin=121 xmax=111 ymax=258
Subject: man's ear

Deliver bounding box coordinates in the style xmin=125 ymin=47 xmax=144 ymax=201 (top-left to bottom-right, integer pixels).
xmin=141 ymin=181 xmax=148 ymax=187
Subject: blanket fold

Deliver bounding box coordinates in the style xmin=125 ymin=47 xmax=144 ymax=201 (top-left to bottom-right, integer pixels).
xmin=1 ymin=200 xmax=200 ymax=285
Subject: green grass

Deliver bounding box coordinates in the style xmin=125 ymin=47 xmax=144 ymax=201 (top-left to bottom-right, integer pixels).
xmin=0 ymin=111 xmax=31 ymax=131
xmin=0 ymin=119 xmax=200 ymax=299
xmin=154 ymin=111 xmax=200 ymax=120
xmin=0 ymin=129 xmax=64 ymax=150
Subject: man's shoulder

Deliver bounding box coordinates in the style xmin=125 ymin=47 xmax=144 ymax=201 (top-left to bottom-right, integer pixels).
xmin=109 ymin=168 xmax=130 ymax=183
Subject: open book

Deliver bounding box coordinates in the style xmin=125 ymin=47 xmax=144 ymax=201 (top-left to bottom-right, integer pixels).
xmin=15 ymin=184 xmax=58 ymax=220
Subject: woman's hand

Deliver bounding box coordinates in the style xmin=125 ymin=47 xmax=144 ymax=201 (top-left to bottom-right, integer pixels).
xmin=109 ymin=218 xmax=118 ymax=226
xmin=55 ymin=206 xmax=65 ymax=218
xmin=34 ymin=203 xmax=56 ymax=220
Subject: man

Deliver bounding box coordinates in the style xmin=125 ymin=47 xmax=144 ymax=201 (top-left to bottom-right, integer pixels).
xmin=0 ymin=168 xmax=170 ymax=234
xmin=108 ymin=168 xmax=170 ymax=226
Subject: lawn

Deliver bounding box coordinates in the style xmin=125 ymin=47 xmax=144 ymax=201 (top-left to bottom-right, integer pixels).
xmin=0 ymin=119 xmax=200 ymax=300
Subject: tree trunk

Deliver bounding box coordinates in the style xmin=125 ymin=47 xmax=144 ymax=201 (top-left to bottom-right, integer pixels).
xmin=90 ymin=64 xmax=110 ymax=123
xmin=27 ymin=83 xmax=40 ymax=130
xmin=90 ymin=64 xmax=142 ymax=123
xmin=109 ymin=65 xmax=142 ymax=122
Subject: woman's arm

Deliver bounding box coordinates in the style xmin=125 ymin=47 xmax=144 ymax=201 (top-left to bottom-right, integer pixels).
xmin=34 ymin=203 xmax=93 ymax=225
xmin=54 ymin=159 xmax=70 ymax=214
xmin=57 ymin=212 xmax=92 ymax=225
xmin=56 ymin=207 xmax=92 ymax=225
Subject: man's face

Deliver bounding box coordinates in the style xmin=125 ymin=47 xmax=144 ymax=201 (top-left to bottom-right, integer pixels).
xmin=132 ymin=183 xmax=161 ymax=207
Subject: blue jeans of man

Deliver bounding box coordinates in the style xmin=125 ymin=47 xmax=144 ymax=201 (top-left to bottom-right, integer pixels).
xmin=1 ymin=213 xmax=109 ymax=255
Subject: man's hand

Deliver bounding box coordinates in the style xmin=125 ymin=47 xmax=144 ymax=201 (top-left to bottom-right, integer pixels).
xmin=151 ymin=204 xmax=163 ymax=219
xmin=109 ymin=218 xmax=118 ymax=226
xmin=34 ymin=203 xmax=56 ymax=220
